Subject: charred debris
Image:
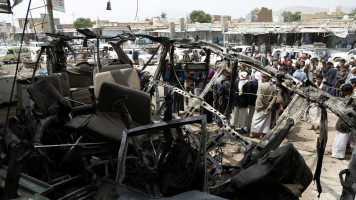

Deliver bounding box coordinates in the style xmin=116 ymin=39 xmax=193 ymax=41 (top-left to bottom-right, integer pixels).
xmin=0 ymin=29 xmax=356 ymax=200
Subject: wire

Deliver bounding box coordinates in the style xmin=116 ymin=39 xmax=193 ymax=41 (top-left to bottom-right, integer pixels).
xmin=2 ymin=0 xmax=32 ymax=153
xmin=41 ymin=0 xmax=47 ymax=29
xmin=135 ymin=0 xmax=138 ymax=21
xmin=30 ymin=11 xmax=39 ymax=42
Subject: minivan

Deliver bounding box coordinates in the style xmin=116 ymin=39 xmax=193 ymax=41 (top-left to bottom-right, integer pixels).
xmin=0 ymin=46 xmax=31 ymax=64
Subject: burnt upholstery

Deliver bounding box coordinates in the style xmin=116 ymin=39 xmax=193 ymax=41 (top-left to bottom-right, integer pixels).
xmin=101 ymin=64 xmax=132 ymax=72
xmin=36 ymin=72 xmax=70 ymax=97
xmin=97 ymin=82 xmax=151 ymax=125
xmin=94 ymin=68 xmax=141 ymax=98
xmin=27 ymin=79 xmax=71 ymax=116
xmin=65 ymin=67 xmax=93 ymax=88
xmin=27 ymin=79 xmax=64 ymax=114
xmin=92 ymin=64 xmax=132 ymax=82
xmin=85 ymin=112 xmax=141 ymax=142
xmin=36 ymin=72 xmax=93 ymax=109
xmin=66 ymin=82 xmax=151 ymax=142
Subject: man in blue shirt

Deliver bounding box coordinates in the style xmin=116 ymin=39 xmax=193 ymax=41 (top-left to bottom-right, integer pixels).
xmin=293 ymin=64 xmax=307 ymax=81
xmin=321 ymin=52 xmax=330 ymax=62
xmin=325 ymin=62 xmax=337 ymax=96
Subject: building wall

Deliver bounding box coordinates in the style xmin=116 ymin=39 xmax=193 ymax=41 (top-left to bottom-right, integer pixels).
xmin=301 ymin=12 xmax=346 ymax=22
xmin=212 ymin=15 xmax=221 ymax=22
xmin=256 ymin=7 xmax=272 ymax=22
xmin=18 ymin=13 xmax=60 ymax=33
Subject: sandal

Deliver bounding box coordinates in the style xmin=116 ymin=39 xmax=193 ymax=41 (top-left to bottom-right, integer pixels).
xmin=249 ymin=132 xmax=256 ymax=138
xmin=260 ymin=134 xmax=266 ymax=139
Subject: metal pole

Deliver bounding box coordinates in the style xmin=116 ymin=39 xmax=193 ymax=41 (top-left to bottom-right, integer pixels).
xmin=46 ymin=0 xmax=56 ymax=34
xmin=96 ymin=37 xmax=101 ymax=71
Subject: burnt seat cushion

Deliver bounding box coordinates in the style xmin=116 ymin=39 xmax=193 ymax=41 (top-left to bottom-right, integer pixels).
xmin=66 ymin=82 xmax=151 ymax=142
xmin=87 ymin=112 xmax=140 ymax=142
xmin=97 ymin=82 xmax=151 ymax=125
xmin=36 ymin=72 xmax=70 ymax=97
xmin=27 ymin=79 xmax=64 ymax=114
xmin=94 ymin=68 xmax=141 ymax=98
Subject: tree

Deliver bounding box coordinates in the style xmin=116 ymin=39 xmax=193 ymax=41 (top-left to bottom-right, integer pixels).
xmin=250 ymin=8 xmax=260 ymax=15
xmin=189 ymin=10 xmax=212 ymax=23
xmin=73 ymin=18 xmax=93 ymax=29
xmin=161 ymin=12 xmax=167 ymax=19
xmin=281 ymin=11 xmax=301 ymax=22
xmin=349 ymin=8 xmax=356 ymax=16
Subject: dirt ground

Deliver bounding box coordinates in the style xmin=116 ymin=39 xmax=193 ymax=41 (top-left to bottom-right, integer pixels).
xmin=0 ymin=62 xmax=350 ymax=200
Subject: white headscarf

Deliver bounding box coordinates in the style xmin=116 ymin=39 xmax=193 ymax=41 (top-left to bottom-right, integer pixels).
xmin=254 ymin=71 xmax=262 ymax=84
xmin=238 ymin=71 xmax=248 ymax=95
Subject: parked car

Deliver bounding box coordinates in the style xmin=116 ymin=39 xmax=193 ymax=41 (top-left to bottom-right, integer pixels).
xmin=231 ymin=46 xmax=253 ymax=54
xmin=123 ymin=49 xmax=158 ymax=65
xmin=29 ymin=42 xmax=45 ymax=54
xmin=314 ymin=48 xmax=331 ymax=60
xmin=0 ymin=43 xmax=8 ymax=50
xmin=0 ymin=46 xmax=31 ymax=64
xmin=330 ymin=49 xmax=356 ymax=66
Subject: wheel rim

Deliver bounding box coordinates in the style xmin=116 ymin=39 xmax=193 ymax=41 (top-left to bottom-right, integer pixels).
xmin=139 ymin=59 xmax=145 ymax=66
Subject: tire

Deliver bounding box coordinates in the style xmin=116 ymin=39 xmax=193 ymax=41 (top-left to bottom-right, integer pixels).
xmin=3 ymin=61 xmax=8 ymax=64
xmin=10 ymin=59 xmax=15 ymax=64
xmin=139 ymin=58 xmax=145 ymax=66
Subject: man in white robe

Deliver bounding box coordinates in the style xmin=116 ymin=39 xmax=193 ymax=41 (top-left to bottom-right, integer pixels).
xmin=249 ymin=74 xmax=277 ymax=139
xmin=308 ymin=74 xmax=328 ymax=132
xmin=332 ymin=84 xmax=356 ymax=159
xmin=231 ymin=72 xmax=249 ymax=133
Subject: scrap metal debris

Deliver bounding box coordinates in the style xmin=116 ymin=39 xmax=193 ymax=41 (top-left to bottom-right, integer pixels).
xmin=0 ymin=32 xmax=355 ymax=200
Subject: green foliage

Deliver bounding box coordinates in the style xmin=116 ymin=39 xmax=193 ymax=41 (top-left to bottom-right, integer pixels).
xmin=73 ymin=18 xmax=93 ymax=29
xmin=349 ymin=8 xmax=356 ymax=16
xmin=250 ymin=8 xmax=260 ymax=15
xmin=281 ymin=11 xmax=301 ymax=22
xmin=189 ymin=10 xmax=212 ymax=23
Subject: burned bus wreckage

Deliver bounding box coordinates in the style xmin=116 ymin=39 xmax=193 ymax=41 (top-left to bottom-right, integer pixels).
xmin=1 ymin=29 xmax=356 ymax=200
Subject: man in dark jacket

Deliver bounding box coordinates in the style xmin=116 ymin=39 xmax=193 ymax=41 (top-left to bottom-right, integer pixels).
xmin=246 ymin=73 xmax=259 ymax=132
xmin=231 ymin=71 xmax=249 ymax=133
xmin=325 ymin=62 xmax=337 ymax=96
xmin=213 ymin=72 xmax=231 ymax=128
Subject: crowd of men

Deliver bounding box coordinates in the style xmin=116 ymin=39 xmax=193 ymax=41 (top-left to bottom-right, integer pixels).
xmin=162 ymin=46 xmax=356 ymax=160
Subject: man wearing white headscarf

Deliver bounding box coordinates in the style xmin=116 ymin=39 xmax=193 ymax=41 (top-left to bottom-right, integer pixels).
xmin=345 ymin=67 xmax=356 ymax=84
xmin=254 ymin=71 xmax=262 ymax=84
xmin=231 ymin=71 xmax=249 ymax=133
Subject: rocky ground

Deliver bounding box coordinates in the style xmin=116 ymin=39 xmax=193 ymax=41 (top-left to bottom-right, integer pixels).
xmin=0 ymin=62 xmax=350 ymax=200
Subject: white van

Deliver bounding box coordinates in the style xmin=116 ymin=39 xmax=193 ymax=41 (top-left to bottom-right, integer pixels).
xmin=123 ymin=49 xmax=158 ymax=65
xmin=100 ymin=44 xmax=118 ymax=59
xmin=231 ymin=46 xmax=253 ymax=54
xmin=0 ymin=43 xmax=8 ymax=50
xmin=29 ymin=42 xmax=45 ymax=54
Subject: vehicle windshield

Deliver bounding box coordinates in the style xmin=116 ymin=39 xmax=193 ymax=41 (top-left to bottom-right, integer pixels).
xmin=38 ymin=43 xmax=44 ymax=47
xmin=314 ymin=49 xmax=331 ymax=57
xmin=245 ymin=47 xmax=252 ymax=53
xmin=138 ymin=50 xmax=148 ymax=55
xmin=0 ymin=49 xmax=7 ymax=55
xmin=233 ymin=48 xmax=243 ymax=52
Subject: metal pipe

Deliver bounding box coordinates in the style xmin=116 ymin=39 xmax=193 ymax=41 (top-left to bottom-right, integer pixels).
xmin=96 ymin=37 xmax=101 ymax=71
xmin=33 ymin=116 xmax=57 ymax=143
xmin=31 ymin=47 xmax=44 ymax=83
xmin=141 ymin=45 xmax=160 ymax=71
xmin=46 ymin=0 xmax=55 ymax=34
xmin=34 ymin=142 xmax=108 ymax=148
